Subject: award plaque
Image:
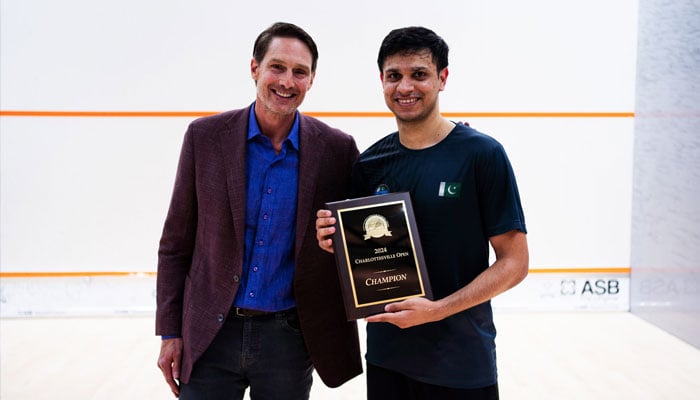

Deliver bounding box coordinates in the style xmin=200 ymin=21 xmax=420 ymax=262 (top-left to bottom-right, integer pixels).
xmin=325 ymin=192 xmax=432 ymax=320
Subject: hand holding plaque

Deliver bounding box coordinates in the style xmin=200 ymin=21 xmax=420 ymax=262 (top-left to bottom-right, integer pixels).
xmin=325 ymin=192 xmax=433 ymax=320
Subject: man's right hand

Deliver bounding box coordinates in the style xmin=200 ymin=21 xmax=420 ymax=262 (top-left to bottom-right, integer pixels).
xmin=315 ymin=209 xmax=336 ymax=253
xmin=157 ymin=337 xmax=183 ymax=397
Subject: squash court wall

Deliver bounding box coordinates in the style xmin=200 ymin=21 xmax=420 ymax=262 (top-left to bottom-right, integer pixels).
xmin=630 ymin=0 xmax=700 ymax=348
xmin=2 ymin=1 xmax=642 ymax=316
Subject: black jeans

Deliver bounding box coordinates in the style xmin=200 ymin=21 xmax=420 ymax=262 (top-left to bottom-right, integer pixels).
xmin=180 ymin=309 xmax=313 ymax=400
xmin=367 ymin=362 xmax=499 ymax=400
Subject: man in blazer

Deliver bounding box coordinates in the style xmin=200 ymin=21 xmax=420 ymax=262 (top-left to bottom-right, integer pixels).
xmin=156 ymin=22 xmax=362 ymax=399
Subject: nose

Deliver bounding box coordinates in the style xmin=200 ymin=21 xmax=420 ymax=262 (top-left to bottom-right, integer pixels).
xmin=397 ymin=78 xmax=413 ymax=93
xmin=279 ymin=71 xmax=293 ymax=88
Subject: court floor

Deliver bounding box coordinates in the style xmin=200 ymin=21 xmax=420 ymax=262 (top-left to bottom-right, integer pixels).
xmin=1 ymin=311 xmax=699 ymax=399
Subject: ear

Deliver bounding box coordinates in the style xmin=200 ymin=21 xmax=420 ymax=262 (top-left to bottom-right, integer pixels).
xmin=439 ymin=67 xmax=449 ymax=91
xmin=308 ymin=71 xmax=316 ymax=89
xmin=250 ymin=58 xmax=259 ymax=81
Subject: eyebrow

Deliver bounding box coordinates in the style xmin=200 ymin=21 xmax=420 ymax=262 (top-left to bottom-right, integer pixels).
xmin=384 ymin=65 xmax=430 ymax=74
xmin=268 ymin=58 xmax=311 ymax=71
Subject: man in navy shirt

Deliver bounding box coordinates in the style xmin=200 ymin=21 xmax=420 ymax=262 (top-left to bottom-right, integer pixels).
xmin=156 ymin=22 xmax=361 ymax=399
xmin=317 ymin=26 xmax=529 ymax=399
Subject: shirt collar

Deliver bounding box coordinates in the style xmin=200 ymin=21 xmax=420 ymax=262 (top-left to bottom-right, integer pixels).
xmin=247 ymin=103 xmax=300 ymax=151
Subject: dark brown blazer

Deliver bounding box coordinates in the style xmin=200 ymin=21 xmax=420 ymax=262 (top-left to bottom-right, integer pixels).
xmin=156 ymin=105 xmax=362 ymax=387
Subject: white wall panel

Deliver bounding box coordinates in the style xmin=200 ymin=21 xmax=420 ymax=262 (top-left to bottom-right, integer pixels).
xmin=1 ymin=0 xmax=639 ymax=314
xmin=631 ymin=0 xmax=700 ymax=347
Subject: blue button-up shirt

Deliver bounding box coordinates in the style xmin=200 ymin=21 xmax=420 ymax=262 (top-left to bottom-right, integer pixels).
xmin=233 ymin=105 xmax=299 ymax=312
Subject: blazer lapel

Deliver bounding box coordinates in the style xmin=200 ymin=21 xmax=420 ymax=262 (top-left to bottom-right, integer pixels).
xmin=219 ymin=109 xmax=249 ymax=244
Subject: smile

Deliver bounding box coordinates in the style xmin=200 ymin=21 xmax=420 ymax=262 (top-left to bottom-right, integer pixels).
xmin=397 ymin=98 xmax=418 ymax=105
xmin=273 ymin=89 xmax=295 ymax=98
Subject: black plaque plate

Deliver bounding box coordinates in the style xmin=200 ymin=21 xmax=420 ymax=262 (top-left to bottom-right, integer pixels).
xmin=325 ymin=192 xmax=432 ymax=320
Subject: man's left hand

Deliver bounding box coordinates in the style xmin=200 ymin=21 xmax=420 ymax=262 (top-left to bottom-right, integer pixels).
xmin=365 ymin=297 xmax=445 ymax=329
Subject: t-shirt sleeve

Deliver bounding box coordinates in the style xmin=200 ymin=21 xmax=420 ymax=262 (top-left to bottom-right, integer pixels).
xmin=477 ymin=142 xmax=527 ymax=237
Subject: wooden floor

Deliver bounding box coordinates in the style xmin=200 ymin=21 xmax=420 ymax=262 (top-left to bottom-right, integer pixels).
xmin=1 ymin=311 xmax=699 ymax=399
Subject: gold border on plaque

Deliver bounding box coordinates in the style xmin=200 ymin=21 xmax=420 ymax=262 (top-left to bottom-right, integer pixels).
xmin=336 ymin=199 xmax=427 ymax=308
xmin=326 ymin=192 xmax=433 ymax=320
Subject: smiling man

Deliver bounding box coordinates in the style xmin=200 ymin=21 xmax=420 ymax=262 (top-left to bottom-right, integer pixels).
xmin=156 ymin=22 xmax=361 ymax=400
xmin=316 ymin=27 xmax=529 ymax=400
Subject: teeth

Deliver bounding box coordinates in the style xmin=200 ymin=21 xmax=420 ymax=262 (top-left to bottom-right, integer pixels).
xmin=275 ymin=90 xmax=293 ymax=98
xmin=398 ymin=98 xmax=417 ymax=104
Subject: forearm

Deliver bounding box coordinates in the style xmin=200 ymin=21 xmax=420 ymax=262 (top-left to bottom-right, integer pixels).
xmin=436 ymin=257 xmax=527 ymax=318
xmin=435 ymin=231 xmax=528 ymax=319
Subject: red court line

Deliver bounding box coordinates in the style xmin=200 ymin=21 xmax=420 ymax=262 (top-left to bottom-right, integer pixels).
xmin=0 ymin=111 xmax=216 ymax=118
xmin=0 ymin=110 xmax=635 ymax=118
xmin=0 ymin=272 xmax=158 ymax=278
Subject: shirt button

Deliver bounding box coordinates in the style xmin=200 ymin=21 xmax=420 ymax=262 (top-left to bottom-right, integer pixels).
xmin=263 ymin=214 xmax=269 ymax=220
xmin=217 ymin=313 xmax=224 ymax=323
xmin=253 ymin=266 xmax=259 ymax=272
xmin=233 ymin=274 xmax=240 ymax=282
xmin=258 ymin=240 xmax=263 ymax=246
xmin=249 ymin=292 xmax=255 ymax=298
xmin=266 ymin=188 xmax=272 ymax=194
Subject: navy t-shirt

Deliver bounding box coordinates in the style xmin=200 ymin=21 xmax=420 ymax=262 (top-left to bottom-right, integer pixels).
xmin=352 ymin=122 xmax=526 ymax=388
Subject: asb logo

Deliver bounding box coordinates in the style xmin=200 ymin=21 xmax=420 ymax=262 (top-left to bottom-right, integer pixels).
xmin=560 ymin=279 xmax=621 ymax=296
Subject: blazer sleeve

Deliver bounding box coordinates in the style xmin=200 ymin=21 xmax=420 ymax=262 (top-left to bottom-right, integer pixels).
xmin=155 ymin=125 xmax=198 ymax=336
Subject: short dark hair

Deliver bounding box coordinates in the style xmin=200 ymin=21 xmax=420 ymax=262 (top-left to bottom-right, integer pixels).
xmin=377 ymin=26 xmax=449 ymax=73
xmin=253 ymin=22 xmax=319 ymax=72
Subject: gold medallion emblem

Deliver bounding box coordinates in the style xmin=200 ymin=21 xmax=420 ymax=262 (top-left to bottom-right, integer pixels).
xmin=363 ymin=214 xmax=392 ymax=240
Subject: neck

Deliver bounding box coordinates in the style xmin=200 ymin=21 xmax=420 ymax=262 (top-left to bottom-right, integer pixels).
xmin=255 ymin=105 xmax=295 ymax=153
xmin=397 ymin=115 xmax=455 ymax=150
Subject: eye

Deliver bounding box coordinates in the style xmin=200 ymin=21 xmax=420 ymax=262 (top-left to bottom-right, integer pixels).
xmin=293 ymin=68 xmax=309 ymax=78
xmin=386 ymin=72 xmax=401 ymax=81
xmin=413 ymin=71 xmax=427 ymax=79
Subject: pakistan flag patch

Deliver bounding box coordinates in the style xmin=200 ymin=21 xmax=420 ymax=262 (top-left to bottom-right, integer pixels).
xmin=438 ymin=182 xmax=461 ymax=198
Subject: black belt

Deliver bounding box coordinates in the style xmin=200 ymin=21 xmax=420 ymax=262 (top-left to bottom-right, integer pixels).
xmin=230 ymin=307 xmax=295 ymax=318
